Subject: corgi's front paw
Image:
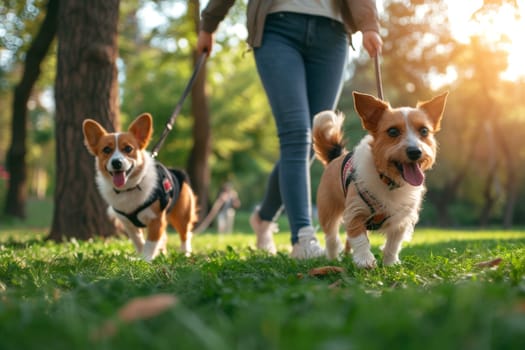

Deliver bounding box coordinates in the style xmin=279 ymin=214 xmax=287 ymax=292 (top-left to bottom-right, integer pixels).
xmin=181 ymin=240 xmax=192 ymax=257
xmin=180 ymin=232 xmax=192 ymax=257
xmin=142 ymin=239 xmax=164 ymax=262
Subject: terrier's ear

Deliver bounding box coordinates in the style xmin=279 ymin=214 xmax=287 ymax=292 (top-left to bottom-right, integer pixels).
xmin=353 ymin=91 xmax=389 ymax=133
xmin=82 ymin=119 xmax=107 ymax=155
xmin=417 ymin=92 xmax=448 ymax=132
xmin=128 ymin=113 xmax=153 ymax=150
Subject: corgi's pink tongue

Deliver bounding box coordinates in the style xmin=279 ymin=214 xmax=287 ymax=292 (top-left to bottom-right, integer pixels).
xmin=113 ymin=171 xmax=126 ymax=188
xmin=402 ymin=163 xmax=424 ymax=186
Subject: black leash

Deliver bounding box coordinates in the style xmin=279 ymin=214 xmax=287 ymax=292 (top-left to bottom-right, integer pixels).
xmin=151 ymin=51 xmax=208 ymax=159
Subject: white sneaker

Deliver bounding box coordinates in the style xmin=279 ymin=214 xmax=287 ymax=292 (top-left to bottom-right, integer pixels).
xmin=290 ymin=226 xmax=325 ymax=259
xmin=250 ymin=207 xmax=278 ymax=254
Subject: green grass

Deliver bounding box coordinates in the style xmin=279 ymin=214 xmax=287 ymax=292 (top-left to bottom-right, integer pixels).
xmin=0 ymin=226 xmax=524 ymax=350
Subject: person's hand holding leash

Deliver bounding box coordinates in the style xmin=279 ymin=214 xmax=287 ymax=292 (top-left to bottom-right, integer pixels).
xmin=197 ymin=31 xmax=213 ymax=56
xmin=362 ymin=31 xmax=383 ymax=57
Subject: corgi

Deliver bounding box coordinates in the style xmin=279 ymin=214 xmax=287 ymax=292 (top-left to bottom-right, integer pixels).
xmin=82 ymin=113 xmax=198 ymax=261
xmin=313 ymin=91 xmax=448 ymax=268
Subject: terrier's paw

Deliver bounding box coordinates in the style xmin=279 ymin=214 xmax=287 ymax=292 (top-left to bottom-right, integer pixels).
xmin=383 ymin=253 xmax=401 ymax=266
xmin=353 ymin=250 xmax=377 ymax=269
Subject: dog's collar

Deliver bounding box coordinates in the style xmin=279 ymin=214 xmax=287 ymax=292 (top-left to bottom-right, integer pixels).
xmin=341 ymin=153 xmax=400 ymax=195
xmin=379 ymin=173 xmax=400 ymax=190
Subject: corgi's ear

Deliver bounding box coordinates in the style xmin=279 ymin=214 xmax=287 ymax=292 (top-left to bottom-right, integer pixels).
xmin=128 ymin=113 xmax=153 ymax=150
xmin=82 ymin=119 xmax=107 ymax=155
xmin=353 ymin=92 xmax=389 ymax=133
xmin=417 ymin=91 xmax=448 ymax=132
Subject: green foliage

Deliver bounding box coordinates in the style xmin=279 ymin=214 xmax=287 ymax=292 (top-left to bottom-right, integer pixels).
xmin=0 ymin=229 xmax=524 ymax=349
xmin=0 ymin=0 xmax=48 ymax=63
xmin=2 ymin=0 xmax=525 ymax=227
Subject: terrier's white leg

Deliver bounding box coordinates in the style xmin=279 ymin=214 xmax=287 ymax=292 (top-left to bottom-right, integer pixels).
xmin=348 ymin=233 xmax=376 ymax=268
xmin=382 ymin=228 xmax=410 ymax=266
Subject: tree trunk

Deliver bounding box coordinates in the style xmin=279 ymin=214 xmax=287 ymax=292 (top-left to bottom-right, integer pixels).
xmin=494 ymin=120 xmax=517 ymax=229
xmin=478 ymin=121 xmax=498 ymax=228
xmin=478 ymin=164 xmax=498 ymax=228
xmin=4 ymin=0 xmax=58 ymax=219
xmin=502 ymin=172 xmax=517 ymax=229
xmin=187 ymin=0 xmax=211 ymax=221
xmin=48 ymin=0 xmax=120 ymax=240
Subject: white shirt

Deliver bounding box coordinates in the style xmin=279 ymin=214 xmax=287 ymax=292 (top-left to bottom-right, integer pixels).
xmin=268 ymin=0 xmax=343 ymax=22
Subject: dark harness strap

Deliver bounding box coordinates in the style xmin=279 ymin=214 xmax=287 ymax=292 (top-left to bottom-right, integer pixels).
xmin=341 ymin=151 xmax=354 ymax=197
xmin=356 ymin=186 xmax=389 ymax=230
xmin=113 ymin=163 xmax=182 ymax=228
xmin=340 ymin=152 xmax=389 ymax=230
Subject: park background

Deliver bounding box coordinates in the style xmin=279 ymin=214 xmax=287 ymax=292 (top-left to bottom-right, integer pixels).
xmin=1 ymin=0 xmax=525 ymax=235
xmin=1 ymin=2 xmax=525 ymax=349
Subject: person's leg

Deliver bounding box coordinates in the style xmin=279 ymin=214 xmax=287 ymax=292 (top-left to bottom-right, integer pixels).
xmin=288 ymin=17 xmax=348 ymax=258
xmin=256 ymin=163 xmax=281 ymax=222
xmin=254 ymin=13 xmax=312 ymax=245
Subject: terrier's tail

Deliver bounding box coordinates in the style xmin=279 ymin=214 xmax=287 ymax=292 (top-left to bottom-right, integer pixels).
xmin=312 ymin=110 xmax=346 ymax=166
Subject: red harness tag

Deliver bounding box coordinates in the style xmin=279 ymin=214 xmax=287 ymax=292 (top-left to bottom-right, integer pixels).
xmin=163 ymin=178 xmax=172 ymax=193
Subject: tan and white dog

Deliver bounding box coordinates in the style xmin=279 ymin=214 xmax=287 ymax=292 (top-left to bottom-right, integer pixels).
xmin=313 ymin=91 xmax=447 ymax=268
xmin=82 ymin=113 xmax=197 ymax=261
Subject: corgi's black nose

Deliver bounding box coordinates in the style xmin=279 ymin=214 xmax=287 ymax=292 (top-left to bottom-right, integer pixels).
xmin=406 ymin=147 xmax=422 ymax=161
xmin=111 ymin=159 xmax=123 ymax=170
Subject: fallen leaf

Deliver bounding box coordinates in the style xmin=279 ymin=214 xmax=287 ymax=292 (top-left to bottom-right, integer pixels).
xmin=308 ymin=266 xmax=345 ymax=277
xmin=118 ymin=294 xmax=178 ymax=322
xmin=91 ymin=294 xmax=178 ymax=341
xmin=475 ymin=257 xmax=503 ymax=268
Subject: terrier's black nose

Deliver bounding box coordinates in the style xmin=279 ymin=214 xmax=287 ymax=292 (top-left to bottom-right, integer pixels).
xmin=111 ymin=159 xmax=123 ymax=170
xmin=406 ymin=146 xmax=422 ymax=161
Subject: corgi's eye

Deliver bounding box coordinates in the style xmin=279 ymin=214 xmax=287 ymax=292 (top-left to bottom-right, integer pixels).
xmin=387 ymin=127 xmax=400 ymax=137
xmin=123 ymin=145 xmax=133 ymax=153
xmin=420 ymin=127 xmax=429 ymax=137
xmin=102 ymin=146 xmax=112 ymax=154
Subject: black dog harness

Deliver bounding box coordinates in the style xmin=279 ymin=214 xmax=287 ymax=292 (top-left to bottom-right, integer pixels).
xmin=341 ymin=152 xmax=389 ymax=230
xmin=113 ymin=163 xmax=187 ymax=228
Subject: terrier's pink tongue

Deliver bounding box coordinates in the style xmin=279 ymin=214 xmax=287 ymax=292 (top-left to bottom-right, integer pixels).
xmin=113 ymin=171 xmax=126 ymax=188
xmin=402 ymin=163 xmax=424 ymax=186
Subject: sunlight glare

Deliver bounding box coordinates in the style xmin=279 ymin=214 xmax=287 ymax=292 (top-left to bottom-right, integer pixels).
xmin=447 ymin=0 xmax=525 ymax=80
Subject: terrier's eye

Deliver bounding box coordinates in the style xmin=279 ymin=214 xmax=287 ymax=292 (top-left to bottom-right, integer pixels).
xmin=387 ymin=127 xmax=400 ymax=137
xmin=102 ymin=146 xmax=112 ymax=154
xmin=420 ymin=127 xmax=429 ymax=137
xmin=123 ymin=145 xmax=133 ymax=153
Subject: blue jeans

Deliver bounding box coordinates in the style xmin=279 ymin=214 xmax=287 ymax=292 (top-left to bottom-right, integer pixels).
xmin=253 ymin=12 xmax=348 ymax=244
